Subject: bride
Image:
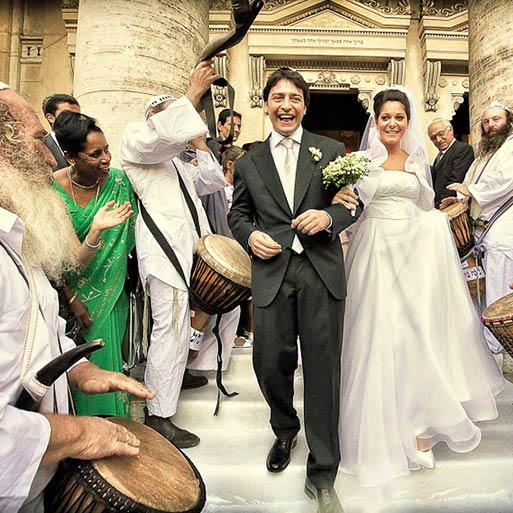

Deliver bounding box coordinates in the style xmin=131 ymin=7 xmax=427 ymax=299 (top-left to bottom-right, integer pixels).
xmin=334 ymin=87 xmax=504 ymax=487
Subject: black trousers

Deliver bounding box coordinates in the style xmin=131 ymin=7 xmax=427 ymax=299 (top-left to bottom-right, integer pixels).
xmin=253 ymin=252 xmax=345 ymax=489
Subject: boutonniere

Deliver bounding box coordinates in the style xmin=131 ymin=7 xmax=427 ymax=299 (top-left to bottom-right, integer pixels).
xmin=308 ymin=147 xmax=322 ymax=162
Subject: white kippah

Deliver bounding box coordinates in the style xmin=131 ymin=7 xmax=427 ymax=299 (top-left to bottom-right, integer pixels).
xmin=486 ymin=101 xmax=511 ymax=113
xmin=144 ymin=94 xmax=177 ymax=119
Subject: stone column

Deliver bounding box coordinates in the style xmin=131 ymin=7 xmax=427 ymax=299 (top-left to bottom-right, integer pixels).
xmin=468 ymin=0 xmax=513 ymax=145
xmin=227 ymin=34 xmax=264 ymax=144
xmin=74 ymin=0 xmax=209 ymax=164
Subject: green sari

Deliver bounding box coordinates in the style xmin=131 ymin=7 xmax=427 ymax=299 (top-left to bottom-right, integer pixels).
xmin=54 ymin=168 xmax=137 ymax=417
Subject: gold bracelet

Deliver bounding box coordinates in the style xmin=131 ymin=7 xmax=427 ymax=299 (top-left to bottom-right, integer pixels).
xmin=85 ymin=234 xmax=101 ymax=249
xmin=69 ymin=294 xmax=77 ymax=305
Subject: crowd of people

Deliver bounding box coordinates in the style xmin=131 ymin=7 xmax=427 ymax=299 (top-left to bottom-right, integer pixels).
xmin=1 ymin=57 xmax=512 ymax=513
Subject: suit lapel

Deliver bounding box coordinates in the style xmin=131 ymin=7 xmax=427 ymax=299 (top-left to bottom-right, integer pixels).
xmin=293 ymin=130 xmax=316 ymax=215
xmin=253 ymin=137 xmax=292 ymax=216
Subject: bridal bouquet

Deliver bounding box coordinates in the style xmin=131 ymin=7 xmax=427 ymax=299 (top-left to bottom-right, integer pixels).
xmin=322 ymin=153 xmax=371 ymax=190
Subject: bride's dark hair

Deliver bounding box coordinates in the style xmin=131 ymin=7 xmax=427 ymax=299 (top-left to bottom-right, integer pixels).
xmin=373 ymin=89 xmax=411 ymax=120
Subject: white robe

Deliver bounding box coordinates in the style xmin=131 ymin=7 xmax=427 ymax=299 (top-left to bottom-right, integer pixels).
xmin=464 ymin=137 xmax=513 ymax=352
xmin=0 ymin=209 xmax=75 ymax=512
xmin=119 ymin=98 xmax=238 ymax=416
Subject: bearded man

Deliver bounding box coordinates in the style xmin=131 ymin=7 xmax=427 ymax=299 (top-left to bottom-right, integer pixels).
xmin=443 ymin=102 xmax=513 ymax=353
xmin=0 ymin=83 xmax=153 ymax=513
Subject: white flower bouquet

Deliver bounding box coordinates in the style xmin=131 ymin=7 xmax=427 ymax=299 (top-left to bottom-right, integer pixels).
xmin=322 ymin=153 xmax=371 ymax=191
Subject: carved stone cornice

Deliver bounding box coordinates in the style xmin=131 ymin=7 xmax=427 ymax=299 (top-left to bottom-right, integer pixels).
xmin=422 ymin=0 xmax=468 ymax=17
xmin=311 ymin=70 xmax=351 ymax=90
xmin=209 ymin=0 xmax=298 ymax=9
xmin=441 ymin=62 xmax=468 ymax=75
xmin=266 ymin=59 xmax=389 ymax=72
xmin=354 ymin=0 xmax=410 ymax=16
xmin=20 ymin=37 xmax=43 ymax=64
xmin=280 ymin=4 xmax=377 ymax=28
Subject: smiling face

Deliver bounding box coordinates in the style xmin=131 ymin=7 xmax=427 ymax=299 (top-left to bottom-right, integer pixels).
xmin=376 ymin=100 xmax=409 ymax=149
xmin=70 ymin=130 xmax=111 ymax=178
xmin=264 ymin=79 xmax=306 ymax=137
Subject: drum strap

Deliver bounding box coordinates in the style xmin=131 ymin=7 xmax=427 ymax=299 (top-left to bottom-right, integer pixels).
xmin=213 ymin=314 xmax=238 ymax=416
xmin=171 ymin=161 xmax=202 ymax=239
xmin=136 ymin=194 xmax=189 ymax=286
xmin=475 ymin=194 xmax=513 ymax=245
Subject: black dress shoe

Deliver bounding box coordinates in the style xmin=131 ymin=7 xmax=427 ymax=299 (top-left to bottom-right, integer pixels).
xmin=266 ymin=436 xmax=297 ymax=472
xmin=143 ymin=408 xmax=200 ymax=448
xmin=181 ymin=369 xmax=208 ymax=390
xmin=305 ymin=478 xmax=344 ymax=513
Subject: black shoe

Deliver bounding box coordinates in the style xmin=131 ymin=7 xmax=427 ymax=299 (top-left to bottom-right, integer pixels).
xmin=143 ymin=408 xmax=200 ymax=448
xmin=266 ymin=436 xmax=297 ymax=472
xmin=305 ymin=478 xmax=344 ymax=513
xmin=181 ymin=369 xmax=208 ymax=390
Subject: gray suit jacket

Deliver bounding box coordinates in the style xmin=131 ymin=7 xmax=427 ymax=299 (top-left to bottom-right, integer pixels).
xmin=228 ymin=129 xmax=359 ymax=307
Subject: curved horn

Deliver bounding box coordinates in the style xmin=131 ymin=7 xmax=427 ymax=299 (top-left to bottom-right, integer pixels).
xmin=15 ymin=339 xmax=105 ymax=412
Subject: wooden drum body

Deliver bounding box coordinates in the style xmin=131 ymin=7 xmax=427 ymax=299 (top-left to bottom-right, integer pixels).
xmin=45 ymin=418 xmax=206 ymax=513
xmin=442 ymin=201 xmax=474 ymax=258
xmin=462 ymin=254 xmax=486 ymax=299
xmin=482 ymin=293 xmax=513 ymax=357
xmin=190 ymin=234 xmax=251 ymax=316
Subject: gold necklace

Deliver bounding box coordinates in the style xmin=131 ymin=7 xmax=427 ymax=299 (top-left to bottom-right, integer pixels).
xmin=67 ymin=169 xmax=100 ymax=210
xmin=67 ymin=167 xmax=100 ymax=189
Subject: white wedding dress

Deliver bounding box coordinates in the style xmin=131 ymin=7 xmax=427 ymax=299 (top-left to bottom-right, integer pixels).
xmin=340 ymin=170 xmax=504 ymax=487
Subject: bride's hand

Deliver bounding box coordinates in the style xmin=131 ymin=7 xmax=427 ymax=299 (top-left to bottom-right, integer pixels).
xmin=332 ymin=186 xmax=358 ymax=210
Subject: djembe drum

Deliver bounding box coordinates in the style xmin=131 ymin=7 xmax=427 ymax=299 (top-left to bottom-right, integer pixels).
xmin=45 ymin=418 xmax=206 ymax=513
xmin=190 ymin=234 xmax=251 ymax=315
xmin=442 ymin=201 xmax=474 ymax=258
xmin=482 ymin=293 xmax=513 ymax=357
xmin=442 ymin=201 xmax=486 ymax=299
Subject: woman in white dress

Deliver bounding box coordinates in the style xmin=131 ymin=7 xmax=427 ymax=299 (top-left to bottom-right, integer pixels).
xmin=335 ymin=87 xmax=504 ymax=488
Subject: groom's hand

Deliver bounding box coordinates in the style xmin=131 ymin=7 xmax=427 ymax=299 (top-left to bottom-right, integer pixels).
xmin=249 ymin=231 xmax=282 ymax=259
xmin=291 ymin=210 xmax=331 ymax=235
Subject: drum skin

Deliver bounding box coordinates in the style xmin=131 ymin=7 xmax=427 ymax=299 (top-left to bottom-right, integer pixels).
xmin=45 ymin=418 xmax=206 ymax=513
xmin=482 ymin=293 xmax=513 ymax=357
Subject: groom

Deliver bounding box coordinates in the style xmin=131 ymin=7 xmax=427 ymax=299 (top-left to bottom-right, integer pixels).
xmin=228 ymin=67 xmax=359 ymax=513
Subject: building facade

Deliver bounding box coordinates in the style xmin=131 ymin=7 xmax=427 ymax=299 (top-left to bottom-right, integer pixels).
xmin=0 ymin=1 xmax=501 ymax=162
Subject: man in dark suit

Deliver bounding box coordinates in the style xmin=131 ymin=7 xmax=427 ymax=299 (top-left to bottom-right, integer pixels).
xmin=228 ymin=68 xmax=359 ymax=513
xmin=42 ymin=93 xmax=81 ymax=171
xmin=428 ymin=119 xmax=474 ymax=208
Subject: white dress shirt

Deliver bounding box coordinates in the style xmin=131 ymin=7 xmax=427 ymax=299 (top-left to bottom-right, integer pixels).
xmin=269 ymin=126 xmax=303 ymax=253
xmin=0 ymin=208 xmax=75 ymax=512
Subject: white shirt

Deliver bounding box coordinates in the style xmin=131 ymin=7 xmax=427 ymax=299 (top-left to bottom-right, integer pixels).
xmin=269 ymin=126 xmax=303 ymax=252
xmin=119 ymin=97 xmax=214 ymax=290
xmin=0 ymin=208 xmax=74 ymax=512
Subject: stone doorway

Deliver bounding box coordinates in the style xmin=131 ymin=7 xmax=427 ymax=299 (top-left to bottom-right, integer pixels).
xmin=303 ymin=91 xmax=369 ymax=153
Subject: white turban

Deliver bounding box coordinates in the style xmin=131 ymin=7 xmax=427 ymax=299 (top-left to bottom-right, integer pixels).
xmin=144 ymin=94 xmax=177 ymax=119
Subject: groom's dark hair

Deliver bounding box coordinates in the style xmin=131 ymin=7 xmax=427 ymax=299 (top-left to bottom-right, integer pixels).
xmin=263 ymin=67 xmax=310 ymax=107
xmin=373 ymin=89 xmax=410 ymax=120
